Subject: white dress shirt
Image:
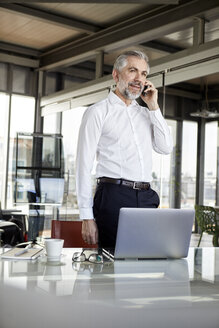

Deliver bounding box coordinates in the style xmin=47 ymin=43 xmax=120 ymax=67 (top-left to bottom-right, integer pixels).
xmin=76 ymin=91 xmax=173 ymax=220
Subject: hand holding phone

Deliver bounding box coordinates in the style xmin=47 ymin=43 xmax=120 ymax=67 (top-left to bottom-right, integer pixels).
xmin=142 ymin=85 xmax=148 ymax=96
xmin=140 ymin=81 xmax=159 ymax=110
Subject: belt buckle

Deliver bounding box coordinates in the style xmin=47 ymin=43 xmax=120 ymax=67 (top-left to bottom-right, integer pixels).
xmin=133 ymin=182 xmax=141 ymax=190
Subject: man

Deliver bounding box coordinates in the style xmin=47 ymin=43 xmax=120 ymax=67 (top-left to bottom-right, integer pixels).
xmin=76 ymin=50 xmax=173 ymax=248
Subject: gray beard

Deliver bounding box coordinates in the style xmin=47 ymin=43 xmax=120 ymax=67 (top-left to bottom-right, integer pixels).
xmin=123 ymin=88 xmax=141 ymax=100
xmin=118 ymin=79 xmax=143 ymax=100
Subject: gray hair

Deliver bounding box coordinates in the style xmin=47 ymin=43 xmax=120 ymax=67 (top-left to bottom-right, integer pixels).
xmin=113 ymin=50 xmax=150 ymax=75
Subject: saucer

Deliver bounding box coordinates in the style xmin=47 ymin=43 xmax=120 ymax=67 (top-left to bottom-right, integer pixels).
xmin=47 ymin=255 xmax=61 ymax=262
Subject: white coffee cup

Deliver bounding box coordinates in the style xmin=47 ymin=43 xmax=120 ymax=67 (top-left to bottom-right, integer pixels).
xmin=45 ymin=238 xmax=64 ymax=261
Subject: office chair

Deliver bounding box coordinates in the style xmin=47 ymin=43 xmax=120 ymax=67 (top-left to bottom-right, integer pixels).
xmin=51 ymin=220 xmax=98 ymax=248
xmin=0 ymin=203 xmax=25 ymax=246
xmin=0 ymin=221 xmax=24 ymax=246
xmin=195 ymin=204 xmax=219 ymax=247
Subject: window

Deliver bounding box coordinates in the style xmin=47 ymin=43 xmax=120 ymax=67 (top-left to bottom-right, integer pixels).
xmin=181 ymin=121 xmax=198 ymax=208
xmin=61 ymin=107 xmax=87 ymax=216
xmin=7 ymin=95 xmax=35 ymax=207
xmin=151 ymin=119 xmax=176 ymax=208
xmin=14 ymin=133 xmax=64 ymax=204
xmin=0 ymin=93 xmax=9 ymax=205
xmin=204 ymin=121 xmax=217 ymax=205
xmin=43 ymin=113 xmax=61 ymax=134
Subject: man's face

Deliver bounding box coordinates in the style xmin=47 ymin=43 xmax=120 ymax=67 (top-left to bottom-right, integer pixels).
xmin=113 ymin=56 xmax=148 ymax=100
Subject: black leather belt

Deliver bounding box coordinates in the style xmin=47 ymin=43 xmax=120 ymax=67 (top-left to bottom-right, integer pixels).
xmin=97 ymin=177 xmax=150 ymax=190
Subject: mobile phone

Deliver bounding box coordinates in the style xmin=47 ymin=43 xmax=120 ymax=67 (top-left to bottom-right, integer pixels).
xmin=142 ymin=85 xmax=148 ymax=96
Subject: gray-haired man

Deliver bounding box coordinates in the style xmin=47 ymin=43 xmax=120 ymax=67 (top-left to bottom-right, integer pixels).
xmin=76 ymin=50 xmax=173 ymax=248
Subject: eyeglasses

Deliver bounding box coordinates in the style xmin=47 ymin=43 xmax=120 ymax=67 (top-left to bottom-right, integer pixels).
xmin=72 ymin=250 xmax=104 ymax=264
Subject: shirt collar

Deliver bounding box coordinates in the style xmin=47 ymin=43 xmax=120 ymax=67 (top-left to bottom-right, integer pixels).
xmin=108 ymin=91 xmax=140 ymax=108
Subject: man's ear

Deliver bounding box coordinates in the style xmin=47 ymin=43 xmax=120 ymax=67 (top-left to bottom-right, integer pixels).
xmin=112 ymin=69 xmax=119 ymax=83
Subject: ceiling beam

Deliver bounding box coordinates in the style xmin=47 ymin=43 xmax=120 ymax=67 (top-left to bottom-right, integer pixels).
xmin=39 ymin=0 xmax=219 ymax=70
xmin=149 ymin=39 xmax=219 ymax=74
xmin=40 ymin=39 xmax=219 ymax=107
xmin=163 ymin=87 xmax=201 ymax=100
xmin=58 ymin=66 xmax=95 ymax=80
xmin=75 ymin=61 xmax=112 ymax=74
xmin=141 ymin=40 xmax=184 ymax=54
xmin=0 ymin=41 xmax=41 ymax=57
xmin=41 ymin=74 xmax=113 ymax=107
xmin=0 ymin=4 xmax=101 ymax=34
xmin=52 ymin=61 xmax=112 ymax=79
xmin=0 ymin=53 xmax=39 ymax=68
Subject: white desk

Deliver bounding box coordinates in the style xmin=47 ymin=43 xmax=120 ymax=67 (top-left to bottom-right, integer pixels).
xmin=0 ymin=247 xmax=219 ymax=328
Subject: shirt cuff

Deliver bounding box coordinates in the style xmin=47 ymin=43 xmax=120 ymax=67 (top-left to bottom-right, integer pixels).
xmin=79 ymin=207 xmax=94 ymax=220
xmin=148 ymin=108 xmax=164 ymax=121
xmin=148 ymin=107 xmax=160 ymax=115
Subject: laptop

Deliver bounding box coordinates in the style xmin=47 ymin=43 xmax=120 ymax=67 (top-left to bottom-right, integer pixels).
xmin=103 ymin=208 xmax=194 ymax=260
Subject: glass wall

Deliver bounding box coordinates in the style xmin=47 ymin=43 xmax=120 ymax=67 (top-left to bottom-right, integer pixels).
xmin=7 ymin=95 xmax=35 ymax=207
xmin=147 ymin=120 xmax=176 ymax=208
xmin=0 ymin=93 xmax=9 ymax=206
xmin=43 ymin=113 xmax=60 ymax=134
xmin=181 ymin=121 xmax=198 ymax=209
xmin=151 ymin=120 xmax=198 ymax=209
xmin=204 ymin=121 xmax=217 ymax=206
xmin=0 ymin=62 xmax=36 ymax=209
xmin=61 ymin=107 xmax=87 ymax=218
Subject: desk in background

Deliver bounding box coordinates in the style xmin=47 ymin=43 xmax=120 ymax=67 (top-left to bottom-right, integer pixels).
xmin=0 ymin=247 xmax=219 ymax=328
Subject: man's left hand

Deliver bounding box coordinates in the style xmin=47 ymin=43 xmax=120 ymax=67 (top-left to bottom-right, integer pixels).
xmin=140 ymin=80 xmax=159 ymax=111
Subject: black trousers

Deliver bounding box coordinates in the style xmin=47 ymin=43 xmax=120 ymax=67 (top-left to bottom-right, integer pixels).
xmin=93 ymin=182 xmax=160 ymax=248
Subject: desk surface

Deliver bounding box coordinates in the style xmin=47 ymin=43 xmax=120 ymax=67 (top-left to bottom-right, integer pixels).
xmin=0 ymin=247 xmax=219 ymax=328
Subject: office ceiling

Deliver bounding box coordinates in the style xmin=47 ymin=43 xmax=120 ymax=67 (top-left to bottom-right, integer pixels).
xmin=0 ymin=0 xmax=219 ymax=106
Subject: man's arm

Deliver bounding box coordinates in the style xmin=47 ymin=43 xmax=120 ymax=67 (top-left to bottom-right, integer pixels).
xmin=141 ymin=80 xmax=173 ymax=154
xmin=75 ymin=105 xmax=104 ymax=244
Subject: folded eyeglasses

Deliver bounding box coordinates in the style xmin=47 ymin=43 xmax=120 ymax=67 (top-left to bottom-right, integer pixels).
xmin=72 ymin=250 xmax=104 ymax=264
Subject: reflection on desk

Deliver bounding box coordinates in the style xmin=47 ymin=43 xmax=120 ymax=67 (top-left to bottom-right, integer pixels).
xmin=0 ymin=248 xmax=219 ymax=328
